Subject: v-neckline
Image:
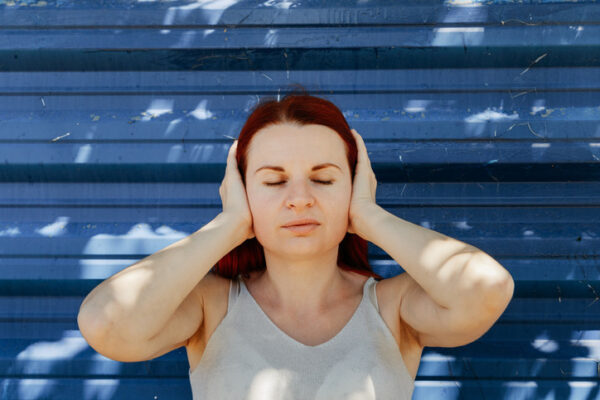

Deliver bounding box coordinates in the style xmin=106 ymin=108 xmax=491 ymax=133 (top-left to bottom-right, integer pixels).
xmin=239 ymin=276 xmax=372 ymax=349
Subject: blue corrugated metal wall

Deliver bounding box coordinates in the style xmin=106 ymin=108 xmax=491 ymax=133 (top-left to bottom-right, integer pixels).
xmin=1 ymin=0 xmax=599 ymax=399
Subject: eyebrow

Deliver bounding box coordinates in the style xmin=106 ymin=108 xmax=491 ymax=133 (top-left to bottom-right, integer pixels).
xmin=255 ymin=163 xmax=341 ymax=175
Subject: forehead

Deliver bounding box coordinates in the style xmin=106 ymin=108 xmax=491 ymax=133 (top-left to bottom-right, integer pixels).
xmin=247 ymin=124 xmax=347 ymax=166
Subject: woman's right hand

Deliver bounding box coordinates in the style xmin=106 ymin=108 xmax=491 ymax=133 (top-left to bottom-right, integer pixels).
xmin=219 ymin=140 xmax=255 ymax=240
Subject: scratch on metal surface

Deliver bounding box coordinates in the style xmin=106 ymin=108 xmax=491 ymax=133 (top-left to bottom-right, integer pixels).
xmin=283 ymin=51 xmax=290 ymax=79
xmin=510 ymin=91 xmax=529 ymax=99
xmin=520 ymin=53 xmax=548 ymax=75
xmin=464 ymin=358 xmax=485 ymax=399
xmin=445 ymin=358 xmax=459 ymax=390
xmin=235 ymin=11 xmax=252 ymax=26
xmin=40 ymin=97 xmax=45 ymax=107
xmin=446 ymin=358 xmax=454 ymax=378
xmin=500 ymin=19 xmax=540 ymax=26
xmin=50 ymin=132 xmax=70 ymax=142
xmin=574 ymin=329 xmax=585 ymax=345
xmin=509 ymin=90 xmax=533 ymax=99
xmin=261 ymin=73 xmax=273 ymax=81
xmin=486 ymin=170 xmax=499 ymax=183
xmin=541 ymin=108 xmax=555 ymax=118
xmin=507 ymin=122 xmax=543 ymax=138
xmin=585 ymin=283 xmax=600 ymax=308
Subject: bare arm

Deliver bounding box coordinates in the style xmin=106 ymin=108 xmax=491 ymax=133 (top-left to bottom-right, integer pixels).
xmin=77 ymin=212 xmax=247 ymax=358
xmin=347 ymin=129 xmax=513 ymax=348
xmin=355 ymin=204 xmax=514 ymax=347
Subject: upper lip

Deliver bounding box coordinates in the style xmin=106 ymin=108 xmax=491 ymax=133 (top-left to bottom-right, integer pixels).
xmin=282 ymin=219 xmax=320 ymax=227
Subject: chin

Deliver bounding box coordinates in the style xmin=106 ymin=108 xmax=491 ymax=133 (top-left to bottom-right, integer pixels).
xmin=264 ymin=240 xmax=329 ymax=255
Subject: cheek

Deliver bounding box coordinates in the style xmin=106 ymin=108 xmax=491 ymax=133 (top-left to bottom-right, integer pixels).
xmin=326 ymin=193 xmax=351 ymax=226
xmin=333 ymin=200 xmax=351 ymax=226
xmin=246 ymin=183 xmax=266 ymax=211
xmin=246 ymin=190 xmax=275 ymax=235
xmin=337 ymin=184 xmax=352 ymax=210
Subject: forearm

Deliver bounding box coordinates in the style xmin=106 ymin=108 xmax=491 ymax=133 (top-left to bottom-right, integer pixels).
xmin=78 ymin=212 xmax=246 ymax=342
xmin=357 ymin=204 xmax=513 ymax=310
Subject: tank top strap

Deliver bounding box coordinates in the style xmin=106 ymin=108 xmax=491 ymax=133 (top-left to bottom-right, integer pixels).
xmin=227 ymin=275 xmax=242 ymax=313
xmin=366 ymin=276 xmax=381 ymax=313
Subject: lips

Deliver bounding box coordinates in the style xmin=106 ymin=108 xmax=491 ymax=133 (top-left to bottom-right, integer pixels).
xmin=283 ymin=223 xmax=320 ymax=234
xmin=282 ymin=219 xmax=320 ymax=227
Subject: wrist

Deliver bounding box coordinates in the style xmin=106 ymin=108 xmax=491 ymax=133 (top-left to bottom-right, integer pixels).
xmin=352 ymin=203 xmax=386 ymax=240
xmin=215 ymin=212 xmax=251 ymax=245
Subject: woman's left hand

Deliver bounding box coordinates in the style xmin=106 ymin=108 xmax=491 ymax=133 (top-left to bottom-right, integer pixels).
xmin=347 ymin=129 xmax=380 ymax=239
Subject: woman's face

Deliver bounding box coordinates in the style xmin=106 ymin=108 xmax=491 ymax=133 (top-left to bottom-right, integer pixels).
xmin=244 ymin=123 xmax=353 ymax=259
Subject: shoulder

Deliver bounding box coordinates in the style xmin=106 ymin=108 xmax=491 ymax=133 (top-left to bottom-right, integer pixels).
xmin=187 ymin=272 xmax=234 ymax=344
xmin=196 ymin=271 xmax=234 ymax=306
xmin=374 ymin=273 xmax=423 ymax=349
xmin=374 ymin=272 xmax=412 ymax=300
xmin=185 ymin=272 xmax=235 ymax=368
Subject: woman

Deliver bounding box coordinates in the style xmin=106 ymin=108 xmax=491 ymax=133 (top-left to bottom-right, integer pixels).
xmin=77 ymin=91 xmax=514 ymax=399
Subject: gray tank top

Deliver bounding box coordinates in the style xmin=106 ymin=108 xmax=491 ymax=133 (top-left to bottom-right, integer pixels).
xmin=189 ymin=275 xmax=414 ymax=399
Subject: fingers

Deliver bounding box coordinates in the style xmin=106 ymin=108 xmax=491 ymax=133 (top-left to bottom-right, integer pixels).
xmin=351 ymin=129 xmax=373 ymax=170
xmin=221 ymin=140 xmax=238 ymax=194
xmin=225 ymin=140 xmax=241 ymax=174
xmin=227 ymin=140 xmax=237 ymax=163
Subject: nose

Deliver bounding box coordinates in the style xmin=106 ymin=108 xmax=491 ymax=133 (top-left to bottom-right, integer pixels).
xmin=285 ymin=179 xmax=315 ymax=210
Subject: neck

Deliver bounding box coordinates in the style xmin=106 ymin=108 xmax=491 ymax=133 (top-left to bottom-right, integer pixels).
xmin=258 ymin=251 xmax=345 ymax=315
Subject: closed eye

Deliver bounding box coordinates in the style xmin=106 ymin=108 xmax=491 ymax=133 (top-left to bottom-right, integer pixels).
xmin=264 ymin=180 xmax=333 ymax=186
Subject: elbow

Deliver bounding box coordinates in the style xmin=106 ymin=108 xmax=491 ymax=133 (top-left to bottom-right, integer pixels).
xmin=451 ymin=274 xmax=514 ymax=343
xmin=77 ymin=297 xmax=116 ymax=352
xmin=480 ymin=268 xmax=515 ymax=319
xmin=446 ymin=258 xmax=514 ymax=343
xmin=77 ymin=310 xmax=135 ymax=363
xmin=486 ymin=273 xmax=514 ymax=312
xmin=503 ymin=272 xmax=515 ymax=302
xmin=468 ymin=253 xmax=515 ymax=315
xmin=78 ymin=306 xmax=109 ymax=348
xmin=77 ymin=302 xmax=94 ymax=341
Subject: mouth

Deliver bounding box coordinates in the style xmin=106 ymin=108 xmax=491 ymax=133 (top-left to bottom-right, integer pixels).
xmin=282 ymin=223 xmax=320 ymax=234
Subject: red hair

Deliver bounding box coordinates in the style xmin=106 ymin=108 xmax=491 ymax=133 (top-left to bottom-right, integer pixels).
xmin=211 ymin=86 xmax=382 ymax=281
